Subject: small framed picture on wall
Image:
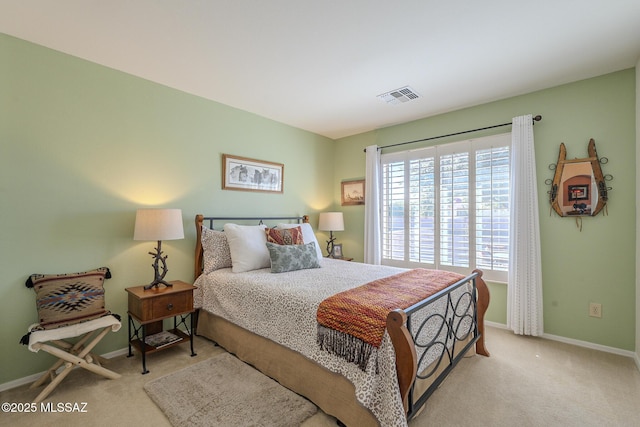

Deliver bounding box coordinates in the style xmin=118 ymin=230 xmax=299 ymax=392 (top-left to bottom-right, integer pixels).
xmin=341 ymin=179 xmax=365 ymax=206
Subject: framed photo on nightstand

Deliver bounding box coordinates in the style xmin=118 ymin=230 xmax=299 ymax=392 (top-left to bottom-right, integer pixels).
xmin=332 ymin=244 xmax=343 ymax=259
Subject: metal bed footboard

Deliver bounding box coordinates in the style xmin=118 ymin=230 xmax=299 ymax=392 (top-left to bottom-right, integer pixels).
xmin=404 ymin=271 xmax=481 ymax=420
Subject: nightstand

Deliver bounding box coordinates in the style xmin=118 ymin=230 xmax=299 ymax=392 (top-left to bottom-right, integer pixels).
xmin=126 ymin=280 xmax=197 ymax=374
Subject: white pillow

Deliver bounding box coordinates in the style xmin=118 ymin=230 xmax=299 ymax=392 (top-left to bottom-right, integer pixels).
xmin=277 ymin=222 xmax=323 ymax=260
xmin=224 ymin=223 xmax=269 ymax=273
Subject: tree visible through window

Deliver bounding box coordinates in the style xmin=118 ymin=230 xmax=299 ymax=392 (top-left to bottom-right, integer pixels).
xmin=381 ymin=133 xmax=510 ymax=282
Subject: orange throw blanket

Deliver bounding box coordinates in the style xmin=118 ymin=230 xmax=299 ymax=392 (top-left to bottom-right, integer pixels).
xmin=317 ymin=268 xmax=464 ymax=370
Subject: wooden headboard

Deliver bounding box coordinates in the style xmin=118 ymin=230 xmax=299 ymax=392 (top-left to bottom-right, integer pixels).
xmin=194 ymin=214 xmax=310 ymax=280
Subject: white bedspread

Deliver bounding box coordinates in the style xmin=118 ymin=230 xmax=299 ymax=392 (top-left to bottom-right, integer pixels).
xmin=194 ymin=258 xmax=468 ymax=427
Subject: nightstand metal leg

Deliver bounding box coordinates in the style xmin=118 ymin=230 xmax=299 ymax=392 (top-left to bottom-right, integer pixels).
xmin=190 ymin=312 xmax=197 ymax=357
xmin=174 ymin=312 xmax=197 ymax=357
xmin=127 ymin=315 xmax=149 ymax=373
xmin=141 ymin=324 xmax=148 ymax=374
xmin=127 ymin=315 xmax=133 ymax=357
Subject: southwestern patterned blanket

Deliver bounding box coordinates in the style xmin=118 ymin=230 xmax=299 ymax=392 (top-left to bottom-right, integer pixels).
xmin=317 ymin=269 xmax=465 ymax=370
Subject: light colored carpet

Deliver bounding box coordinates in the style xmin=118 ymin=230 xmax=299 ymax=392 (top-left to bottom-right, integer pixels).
xmin=144 ymin=352 xmax=317 ymax=427
xmin=2 ymin=329 xmax=639 ymax=427
xmin=416 ymin=327 xmax=640 ymax=427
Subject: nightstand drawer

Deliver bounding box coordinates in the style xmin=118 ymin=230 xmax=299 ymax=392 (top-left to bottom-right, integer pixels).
xmin=151 ymin=293 xmax=192 ymax=318
xmin=126 ymin=280 xmax=196 ymax=323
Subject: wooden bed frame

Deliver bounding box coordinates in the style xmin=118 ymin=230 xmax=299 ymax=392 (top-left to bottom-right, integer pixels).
xmin=193 ymin=214 xmax=490 ymax=425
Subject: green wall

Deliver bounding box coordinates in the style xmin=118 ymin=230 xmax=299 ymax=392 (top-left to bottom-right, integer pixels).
xmin=335 ymin=69 xmax=636 ymax=351
xmin=0 ymin=34 xmax=335 ymax=384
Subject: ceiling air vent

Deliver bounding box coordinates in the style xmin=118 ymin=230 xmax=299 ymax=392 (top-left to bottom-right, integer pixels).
xmin=377 ymin=86 xmax=420 ymax=105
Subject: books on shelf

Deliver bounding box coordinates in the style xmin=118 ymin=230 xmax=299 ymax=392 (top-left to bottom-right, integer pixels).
xmin=144 ymin=331 xmax=182 ymax=348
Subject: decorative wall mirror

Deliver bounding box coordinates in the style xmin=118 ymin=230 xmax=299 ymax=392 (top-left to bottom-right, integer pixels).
xmin=547 ymin=139 xmax=612 ymax=219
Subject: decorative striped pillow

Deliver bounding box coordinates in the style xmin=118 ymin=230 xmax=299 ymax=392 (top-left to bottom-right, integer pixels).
xmin=265 ymin=226 xmax=304 ymax=246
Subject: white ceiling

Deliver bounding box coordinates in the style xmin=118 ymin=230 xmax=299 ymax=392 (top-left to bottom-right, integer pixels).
xmin=2 ymin=1 xmax=639 ymax=139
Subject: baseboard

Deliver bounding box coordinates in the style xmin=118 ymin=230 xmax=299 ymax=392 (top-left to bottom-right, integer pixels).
xmin=101 ymin=347 xmax=130 ymax=360
xmin=486 ymin=321 xmax=637 ymax=360
xmin=0 ymin=346 xmax=130 ymax=393
xmin=485 ymin=320 xmax=509 ymax=330
xmin=0 ymin=371 xmax=44 ymax=393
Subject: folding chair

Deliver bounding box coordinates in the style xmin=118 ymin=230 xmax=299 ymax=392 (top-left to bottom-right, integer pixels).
xmin=20 ymin=267 xmax=121 ymax=403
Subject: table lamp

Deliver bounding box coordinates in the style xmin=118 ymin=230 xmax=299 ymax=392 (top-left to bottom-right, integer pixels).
xmin=134 ymin=208 xmax=184 ymax=289
xmin=318 ymin=212 xmax=344 ymax=257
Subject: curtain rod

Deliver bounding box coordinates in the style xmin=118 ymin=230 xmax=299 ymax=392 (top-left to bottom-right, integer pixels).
xmin=364 ymin=115 xmax=542 ymax=152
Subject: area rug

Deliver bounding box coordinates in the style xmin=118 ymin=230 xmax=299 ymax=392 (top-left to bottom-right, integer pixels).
xmin=144 ymin=352 xmax=317 ymax=426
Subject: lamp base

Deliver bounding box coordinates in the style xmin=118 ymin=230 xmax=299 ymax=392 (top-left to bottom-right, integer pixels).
xmin=144 ymin=240 xmax=173 ymax=290
xmin=144 ymin=279 xmax=173 ymax=290
xmin=325 ymin=231 xmax=336 ymax=258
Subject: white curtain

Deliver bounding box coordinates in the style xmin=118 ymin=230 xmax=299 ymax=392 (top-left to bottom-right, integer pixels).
xmin=507 ymin=114 xmax=544 ymax=335
xmin=364 ymin=145 xmax=381 ymax=264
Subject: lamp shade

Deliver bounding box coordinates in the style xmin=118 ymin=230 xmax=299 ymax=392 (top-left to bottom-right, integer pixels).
xmin=133 ymin=208 xmax=184 ymax=241
xmin=318 ymin=212 xmax=344 ymax=232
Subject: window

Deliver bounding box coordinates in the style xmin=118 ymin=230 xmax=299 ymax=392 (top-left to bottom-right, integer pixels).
xmin=381 ymin=133 xmax=510 ymax=282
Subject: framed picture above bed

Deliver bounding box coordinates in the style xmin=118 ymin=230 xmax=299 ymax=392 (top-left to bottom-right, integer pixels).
xmin=222 ymin=154 xmax=284 ymax=193
xmin=341 ymin=179 xmax=365 ymax=205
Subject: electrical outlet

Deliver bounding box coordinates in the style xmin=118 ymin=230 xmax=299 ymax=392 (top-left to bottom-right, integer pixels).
xmin=589 ymin=303 xmax=602 ymax=318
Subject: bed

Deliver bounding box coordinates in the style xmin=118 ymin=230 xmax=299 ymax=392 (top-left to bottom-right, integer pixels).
xmin=193 ymin=214 xmax=490 ymax=427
